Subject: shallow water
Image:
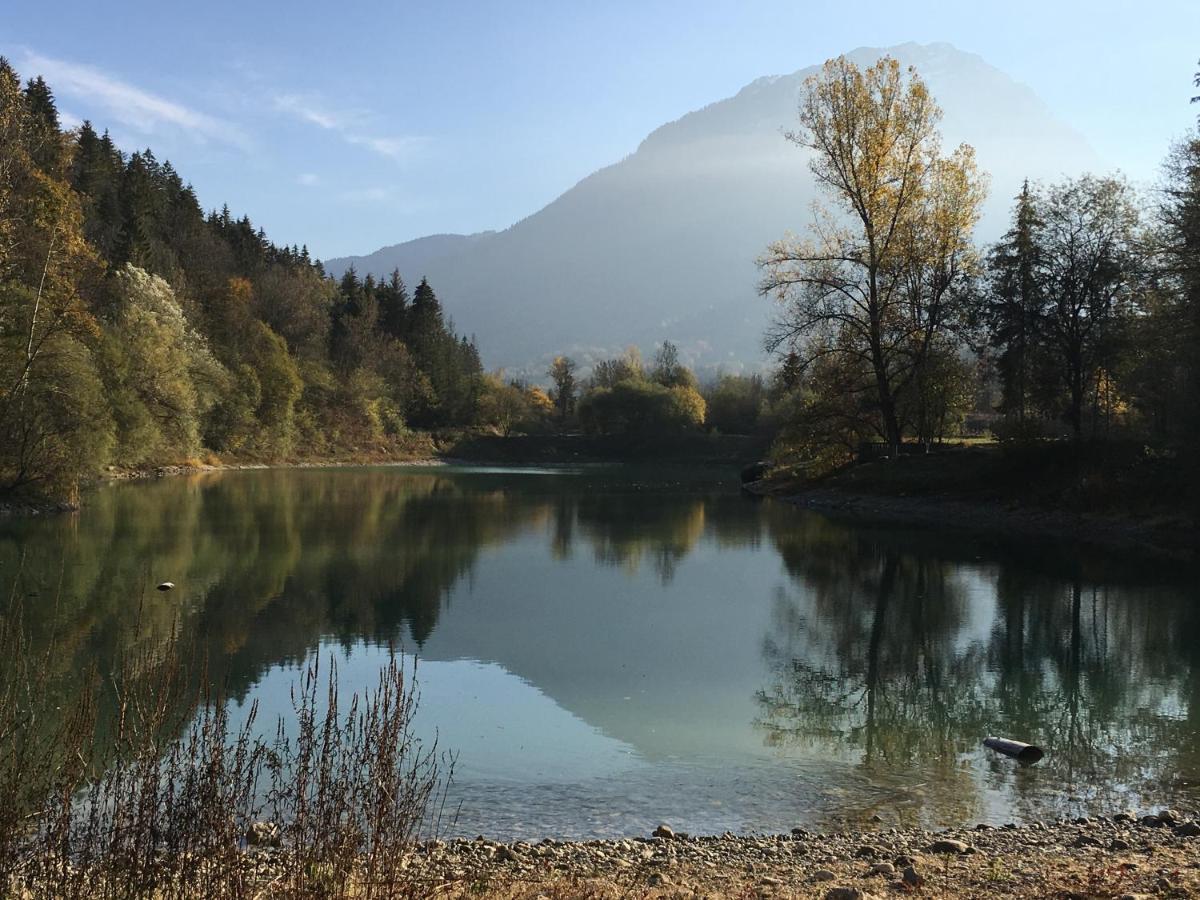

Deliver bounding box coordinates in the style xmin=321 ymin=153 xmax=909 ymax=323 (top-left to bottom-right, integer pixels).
xmin=2 ymin=465 xmax=1198 ymax=838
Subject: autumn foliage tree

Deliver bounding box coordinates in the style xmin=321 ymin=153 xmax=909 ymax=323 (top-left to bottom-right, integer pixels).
xmin=0 ymin=59 xmax=111 ymax=500
xmin=758 ymin=56 xmax=986 ymax=455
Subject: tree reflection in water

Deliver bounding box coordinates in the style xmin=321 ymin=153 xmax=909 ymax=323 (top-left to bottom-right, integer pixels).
xmin=756 ymin=512 xmax=1200 ymax=823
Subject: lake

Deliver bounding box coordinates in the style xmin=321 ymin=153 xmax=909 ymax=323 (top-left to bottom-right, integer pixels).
xmin=1 ymin=464 xmax=1197 ymax=840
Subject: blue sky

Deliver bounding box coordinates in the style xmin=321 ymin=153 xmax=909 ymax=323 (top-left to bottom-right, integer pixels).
xmin=6 ymin=0 xmax=1198 ymax=259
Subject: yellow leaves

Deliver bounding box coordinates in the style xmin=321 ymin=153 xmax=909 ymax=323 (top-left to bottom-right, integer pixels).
xmin=226 ymin=276 xmax=254 ymax=310
xmin=1094 ymin=369 xmax=1130 ymax=419
xmin=526 ymin=386 xmax=554 ymax=414
xmin=796 ymin=55 xmax=943 ymax=235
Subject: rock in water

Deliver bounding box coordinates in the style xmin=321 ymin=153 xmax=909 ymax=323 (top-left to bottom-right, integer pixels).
xmin=156 ymin=581 xmax=175 ymax=591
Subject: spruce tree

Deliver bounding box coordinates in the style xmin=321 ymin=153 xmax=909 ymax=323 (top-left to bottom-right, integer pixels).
xmin=378 ymin=268 xmax=409 ymax=340
xmin=408 ymin=277 xmax=444 ymax=368
xmin=985 ymin=181 xmax=1045 ymax=422
xmin=22 ymin=76 xmax=63 ymax=173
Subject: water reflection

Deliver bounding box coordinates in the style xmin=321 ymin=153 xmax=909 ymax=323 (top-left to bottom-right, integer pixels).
xmin=758 ymin=521 xmax=1200 ymax=825
xmin=0 ymin=465 xmax=1197 ymax=837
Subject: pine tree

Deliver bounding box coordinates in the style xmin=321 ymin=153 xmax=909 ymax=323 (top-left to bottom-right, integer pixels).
xmin=70 ymin=125 xmax=127 ymax=263
xmin=985 ymin=181 xmax=1044 ymax=422
xmin=378 ymin=268 xmax=409 ymax=340
xmin=407 ymin=277 xmax=444 ymax=368
xmin=22 ymin=76 xmax=64 ymax=173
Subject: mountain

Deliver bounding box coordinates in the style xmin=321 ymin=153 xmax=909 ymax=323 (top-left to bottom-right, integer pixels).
xmin=325 ymin=43 xmax=1101 ymax=376
xmin=329 ymin=232 xmax=492 ymax=287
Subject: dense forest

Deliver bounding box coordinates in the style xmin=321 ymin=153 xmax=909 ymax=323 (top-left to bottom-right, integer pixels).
xmin=0 ymin=59 xmax=486 ymax=503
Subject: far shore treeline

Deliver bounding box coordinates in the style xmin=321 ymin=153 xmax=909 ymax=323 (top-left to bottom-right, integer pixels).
xmin=1 ymin=54 xmax=1199 ymax=506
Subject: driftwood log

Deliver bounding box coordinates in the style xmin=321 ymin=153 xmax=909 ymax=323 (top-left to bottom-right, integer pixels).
xmin=983 ymin=736 xmax=1044 ymax=764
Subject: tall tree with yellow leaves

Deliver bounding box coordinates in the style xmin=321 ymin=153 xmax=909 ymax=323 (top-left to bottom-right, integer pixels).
xmin=758 ymin=56 xmax=986 ymax=454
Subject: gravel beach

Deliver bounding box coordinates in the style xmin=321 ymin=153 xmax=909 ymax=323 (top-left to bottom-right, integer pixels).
xmin=357 ymin=810 xmax=1200 ymax=898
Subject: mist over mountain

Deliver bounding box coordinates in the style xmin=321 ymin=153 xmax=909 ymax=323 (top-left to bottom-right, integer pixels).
xmin=326 ymin=43 xmax=1101 ymax=376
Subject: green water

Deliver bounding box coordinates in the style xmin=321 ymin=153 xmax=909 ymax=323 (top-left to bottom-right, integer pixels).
xmin=2 ymin=465 xmax=1197 ymax=838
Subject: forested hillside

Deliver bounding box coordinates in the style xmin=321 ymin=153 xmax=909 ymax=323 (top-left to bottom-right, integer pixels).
xmin=0 ymin=60 xmax=484 ymax=503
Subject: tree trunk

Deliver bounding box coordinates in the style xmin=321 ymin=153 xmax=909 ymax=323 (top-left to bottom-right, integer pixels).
xmin=864 ymin=553 xmax=899 ymax=763
xmin=870 ymin=341 xmax=902 ymax=456
xmin=1068 ymin=352 xmax=1085 ymax=441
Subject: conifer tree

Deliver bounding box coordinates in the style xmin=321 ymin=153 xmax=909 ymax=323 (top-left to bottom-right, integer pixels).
xmin=985 ymin=181 xmax=1045 ymax=422
xmin=378 ymin=268 xmax=409 ymax=340
xmin=22 ymin=76 xmax=64 ymax=173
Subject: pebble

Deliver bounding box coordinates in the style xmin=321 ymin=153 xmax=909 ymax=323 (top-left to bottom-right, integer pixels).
xmin=812 ymin=869 xmax=837 ymax=882
xmin=824 ymin=888 xmax=871 ymax=900
xmin=1173 ymin=822 xmax=1200 ymax=837
xmin=495 ymin=845 xmax=524 ymax=863
xmin=928 ymin=838 xmax=970 ymax=854
xmin=652 ymin=824 xmax=675 ymax=839
xmin=867 ymin=862 xmax=894 ymax=876
xmin=902 ymin=865 xmax=924 ymax=887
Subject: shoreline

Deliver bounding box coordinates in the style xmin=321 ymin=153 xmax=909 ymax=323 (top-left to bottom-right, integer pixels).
xmin=101 ymin=455 xmax=449 ymax=482
xmin=0 ymin=452 xmax=449 ymax=516
xmin=751 ymin=483 xmax=1198 ymax=561
xmin=234 ymin=811 xmax=1200 ymax=898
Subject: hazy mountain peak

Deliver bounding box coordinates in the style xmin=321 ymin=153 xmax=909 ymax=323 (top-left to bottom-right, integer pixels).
xmin=327 ymin=43 xmax=1100 ymax=376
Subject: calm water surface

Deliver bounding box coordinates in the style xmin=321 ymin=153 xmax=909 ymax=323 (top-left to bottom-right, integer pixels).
xmin=2 ymin=465 xmax=1198 ymax=838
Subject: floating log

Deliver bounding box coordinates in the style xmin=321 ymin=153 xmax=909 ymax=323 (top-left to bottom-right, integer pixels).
xmin=983 ymin=736 xmax=1044 ymax=764
xmin=156 ymin=582 xmax=175 ymax=592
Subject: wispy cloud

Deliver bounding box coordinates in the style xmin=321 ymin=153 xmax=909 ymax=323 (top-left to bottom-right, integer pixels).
xmin=273 ymin=94 xmax=426 ymax=162
xmin=297 ymin=172 xmax=321 ymax=187
xmin=20 ymin=51 xmax=250 ymax=150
